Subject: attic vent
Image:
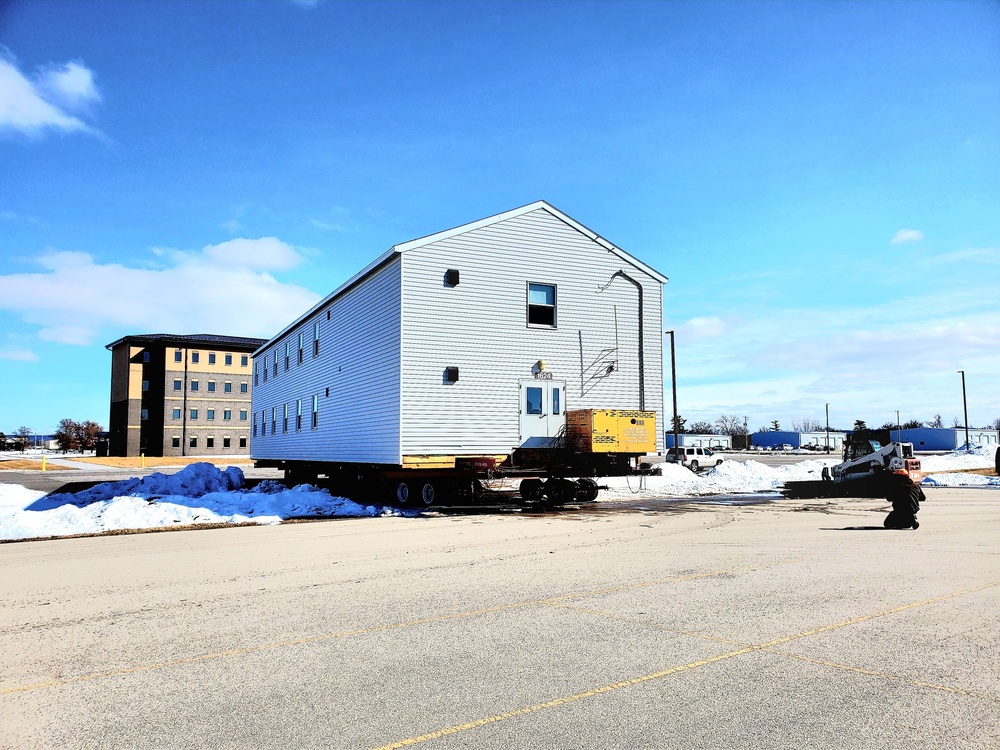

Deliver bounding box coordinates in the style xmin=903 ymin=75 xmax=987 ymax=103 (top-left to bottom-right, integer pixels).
xmin=444 ymin=366 xmax=459 ymax=383
xmin=445 ymin=269 xmax=460 ymax=286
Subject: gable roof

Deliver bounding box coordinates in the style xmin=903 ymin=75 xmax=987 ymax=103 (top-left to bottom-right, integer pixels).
xmin=255 ymin=200 xmax=668 ymax=355
xmin=392 ymin=200 xmax=669 ymax=284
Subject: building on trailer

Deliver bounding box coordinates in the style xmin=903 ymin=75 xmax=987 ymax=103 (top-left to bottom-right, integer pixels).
xmin=664 ymin=433 xmax=732 ymax=450
xmin=751 ymin=430 xmax=845 ymax=451
xmin=106 ymin=333 xmax=267 ymax=457
xmin=251 ymin=201 xmax=667 ymax=472
xmin=890 ymin=427 xmax=999 ymax=451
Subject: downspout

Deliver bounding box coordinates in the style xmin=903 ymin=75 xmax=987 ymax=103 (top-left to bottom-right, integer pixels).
xmin=604 ymin=270 xmax=645 ymax=411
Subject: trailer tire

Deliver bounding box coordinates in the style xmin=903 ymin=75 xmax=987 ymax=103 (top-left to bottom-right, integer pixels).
xmin=394 ymin=482 xmax=411 ymax=506
xmin=420 ymin=482 xmax=436 ymax=506
xmin=520 ymin=478 xmax=544 ymax=503
xmin=822 ymin=466 xmax=831 ymax=482
xmin=576 ymin=478 xmax=599 ymax=502
xmin=546 ymin=479 xmax=575 ymax=505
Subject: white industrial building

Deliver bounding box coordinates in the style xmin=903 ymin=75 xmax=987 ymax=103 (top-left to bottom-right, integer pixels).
xmin=664 ymin=433 xmax=732 ymax=450
xmin=251 ymin=201 xmax=667 ymax=468
xmin=752 ymin=430 xmax=845 ymax=451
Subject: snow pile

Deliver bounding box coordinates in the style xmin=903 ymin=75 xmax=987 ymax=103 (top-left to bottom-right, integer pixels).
xmin=919 ymin=446 xmax=999 ymax=488
xmin=920 ymin=445 xmax=997 ymax=473
xmin=922 ymin=473 xmax=1000 ymax=488
xmin=1 ymin=463 xmax=411 ymax=541
xmin=601 ymin=458 xmax=837 ymax=499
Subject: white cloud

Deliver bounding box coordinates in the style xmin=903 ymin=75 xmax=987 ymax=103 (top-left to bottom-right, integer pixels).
xmin=677 ymin=316 xmax=729 ymax=342
xmin=0 ymin=349 xmax=38 ymax=362
xmin=0 ymin=238 xmax=321 ymax=345
xmin=36 ymin=61 xmax=101 ymax=110
xmin=890 ymin=228 xmax=924 ymax=245
xmin=673 ymin=292 xmax=1000 ymax=430
xmin=0 ymin=55 xmax=100 ymax=135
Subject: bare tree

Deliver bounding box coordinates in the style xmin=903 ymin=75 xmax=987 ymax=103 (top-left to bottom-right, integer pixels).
xmin=716 ymin=415 xmax=748 ymax=436
xmin=928 ymin=414 xmax=943 ymax=428
xmin=14 ymin=426 xmax=32 ymax=452
xmin=792 ymin=418 xmax=824 ymax=432
xmin=990 ymin=417 xmax=1000 ymax=431
xmin=688 ymin=421 xmax=716 ymax=434
xmin=73 ymin=420 xmax=103 ymax=452
xmin=901 ymin=419 xmax=923 ymax=429
xmin=54 ymin=419 xmax=79 ymax=453
xmin=951 ymin=416 xmax=961 ymax=428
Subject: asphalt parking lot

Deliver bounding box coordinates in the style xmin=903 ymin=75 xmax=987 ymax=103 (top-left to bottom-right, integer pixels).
xmin=2 ymin=484 xmax=997 ymax=749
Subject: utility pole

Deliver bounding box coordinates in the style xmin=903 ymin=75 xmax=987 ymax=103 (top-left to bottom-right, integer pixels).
xmin=896 ymin=409 xmax=901 ymax=442
xmin=743 ymin=416 xmax=749 ymax=451
xmin=958 ymin=370 xmax=970 ymax=452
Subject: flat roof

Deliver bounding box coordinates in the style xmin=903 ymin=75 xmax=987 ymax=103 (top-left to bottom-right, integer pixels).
xmin=105 ymin=333 xmax=269 ymax=351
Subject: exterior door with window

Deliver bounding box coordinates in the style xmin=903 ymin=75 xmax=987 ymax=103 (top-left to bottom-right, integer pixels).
xmin=519 ymin=379 xmax=566 ymax=446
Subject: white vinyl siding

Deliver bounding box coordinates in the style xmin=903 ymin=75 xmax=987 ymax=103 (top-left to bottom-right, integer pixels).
xmin=399 ymin=208 xmax=664 ymax=455
xmin=251 ymin=258 xmax=402 ymax=463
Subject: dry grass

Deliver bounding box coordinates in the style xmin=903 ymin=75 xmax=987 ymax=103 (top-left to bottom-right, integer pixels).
xmin=0 ymin=460 xmax=74 ymax=471
xmin=70 ymin=456 xmax=255 ymax=469
xmin=953 ymin=467 xmax=999 ymax=477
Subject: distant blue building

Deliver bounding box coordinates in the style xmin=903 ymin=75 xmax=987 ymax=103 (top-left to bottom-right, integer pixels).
xmin=890 ymin=427 xmax=999 ymax=451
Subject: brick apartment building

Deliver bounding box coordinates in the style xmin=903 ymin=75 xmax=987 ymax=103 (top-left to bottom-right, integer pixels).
xmin=106 ymin=333 xmax=267 ymax=457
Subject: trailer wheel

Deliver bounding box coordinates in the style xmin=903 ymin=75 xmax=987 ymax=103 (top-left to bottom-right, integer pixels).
xmin=520 ymin=478 xmax=544 ymax=503
xmin=576 ymin=478 xmax=599 ymax=502
xmin=546 ymin=479 xmax=575 ymax=505
xmin=420 ymin=482 xmax=436 ymax=506
xmin=394 ymin=482 xmax=411 ymax=506
xmin=821 ymin=466 xmax=831 ymax=482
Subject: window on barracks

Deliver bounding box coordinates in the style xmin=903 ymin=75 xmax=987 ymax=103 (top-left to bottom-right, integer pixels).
xmin=527 ymin=283 xmax=556 ymax=327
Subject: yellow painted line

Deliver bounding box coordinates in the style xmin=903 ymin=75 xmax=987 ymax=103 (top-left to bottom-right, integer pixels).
xmin=762 ymin=649 xmax=998 ymax=702
xmin=372 ymin=645 xmax=759 ymax=750
xmin=372 ymin=580 xmax=1000 ymax=750
xmin=1 ymin=563 xmax=785 ymax=696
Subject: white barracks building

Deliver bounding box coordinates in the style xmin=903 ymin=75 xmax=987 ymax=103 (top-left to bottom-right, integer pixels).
xmin=250 ymin=201 xmax=667 ymax=470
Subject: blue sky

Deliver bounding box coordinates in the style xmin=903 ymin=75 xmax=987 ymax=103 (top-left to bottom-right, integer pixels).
xmin=1 ymin=0 xmax=998 ymax=436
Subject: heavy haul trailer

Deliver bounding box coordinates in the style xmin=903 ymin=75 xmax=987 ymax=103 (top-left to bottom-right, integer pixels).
xmin=255 ymin=409 xmax=658 ymax=507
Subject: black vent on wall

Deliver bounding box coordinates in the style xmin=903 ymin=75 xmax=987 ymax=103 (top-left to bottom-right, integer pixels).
xmin=445 ymin=269 xmax=460 ymax=286
xmin=444 ymin=366 xmax=459 ymax=383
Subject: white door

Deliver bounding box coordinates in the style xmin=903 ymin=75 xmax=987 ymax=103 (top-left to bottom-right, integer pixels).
xmin=519 ymin=379 xmax=566 ymax=447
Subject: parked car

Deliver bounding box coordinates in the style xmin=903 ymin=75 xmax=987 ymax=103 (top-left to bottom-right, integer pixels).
xmin=664 ymin=447 xmax=724 ymax=472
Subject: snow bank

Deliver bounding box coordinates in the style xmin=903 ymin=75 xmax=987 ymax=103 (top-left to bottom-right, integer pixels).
xmin=1 ymin=463 xmax=412 ymax=541
xmin=919 ymin=445 xmax=997 ymax=473
xmin=601 ymin=458 xmax=837 ymax=499
xmin=922 ymin=473 xmax=1000 ymax=488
